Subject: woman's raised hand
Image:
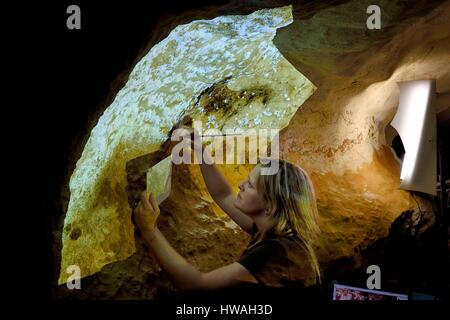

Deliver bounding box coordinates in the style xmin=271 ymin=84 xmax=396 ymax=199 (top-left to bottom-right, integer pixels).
xmin=178 ymin=126 xmax=203 ymax=153
xmin=134 ymin=192 xmax=160 ymax=232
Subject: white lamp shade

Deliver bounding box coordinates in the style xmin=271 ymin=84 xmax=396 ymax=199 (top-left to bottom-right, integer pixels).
xmin=391 ymin=80 xmax=437 ymax=195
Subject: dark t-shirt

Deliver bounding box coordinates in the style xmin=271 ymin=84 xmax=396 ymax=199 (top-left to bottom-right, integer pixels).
xmin=238 ymin=223 xmax=317 ymax=289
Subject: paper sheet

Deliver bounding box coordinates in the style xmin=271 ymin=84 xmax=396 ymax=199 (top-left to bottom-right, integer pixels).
xmin=146 ymin=156 xmax=172 ymax=204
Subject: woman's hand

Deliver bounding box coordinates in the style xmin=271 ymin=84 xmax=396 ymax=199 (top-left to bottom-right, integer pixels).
xmin=179 ymin=126 xmax=203 ymax=153
xmin=134 ymin=191 xmax=160 ymax=232
xmin=167 ymin=125 xmax=204 ymax=158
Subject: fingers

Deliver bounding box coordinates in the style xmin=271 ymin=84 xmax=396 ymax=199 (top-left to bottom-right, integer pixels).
xmin=179 ymin=125 xmax=200 ymax=137
xmin=133 ymin=191 xmax=160 ymax=231
xmin=140 ymin=191 xmax=151 ymax=210
xmin=138 ymin=191 xmax=159 ymax=213
xmin=148 ymin=193 xmax=159 ymax=213
xmin=171 ymin=127 xmax=193 ymax=143
xmin=174 ymin=125 xmax=202 ymax=142
xmin=179 ymin=127 xmax=202 ymax=148
xmin=179 ymin=126 xmax=194 ymax=137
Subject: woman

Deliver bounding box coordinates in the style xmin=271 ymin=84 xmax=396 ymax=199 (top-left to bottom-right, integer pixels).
xmin=134 ymin=129 xmax=321 ymax=292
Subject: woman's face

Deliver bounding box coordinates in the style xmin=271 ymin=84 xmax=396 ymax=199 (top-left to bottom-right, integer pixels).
xmin=234 ymin=165 xmax=267 ymax=216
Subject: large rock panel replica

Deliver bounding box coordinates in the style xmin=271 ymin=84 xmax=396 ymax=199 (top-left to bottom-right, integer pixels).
xmin=59 ymin=6 xmax=315 ymax=285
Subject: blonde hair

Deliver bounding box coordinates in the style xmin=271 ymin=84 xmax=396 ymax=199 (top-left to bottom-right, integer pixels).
xmin=254 ymin=159 xmax=322 ymax=284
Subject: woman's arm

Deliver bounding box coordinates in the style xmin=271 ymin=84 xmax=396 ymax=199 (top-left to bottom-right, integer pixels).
xmin=135 ymin=192 xmax=258 ymax=291
xmin=140 ymin=227 xmax=202 ymax=290
xmin=192 ymin=135 xmax=254 ymax=234
xmin=195 ymin=144 xmax=232 ymax=199
xmin=141 ymin=227 xmax=258 ymax=291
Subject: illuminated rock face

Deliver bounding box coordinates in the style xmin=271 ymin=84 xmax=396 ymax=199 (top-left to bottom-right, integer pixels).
xmin=275 ymin=0 xmax=450 ymax=269
xmin=56 ymin=0 xmax=450 ymax=298
xmin=59 ymin=6 xmax=315 ymax=285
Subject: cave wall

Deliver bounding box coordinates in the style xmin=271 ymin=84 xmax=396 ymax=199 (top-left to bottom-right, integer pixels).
xmin=276 ymin=0 xmax=449 ymax=267
xmin=54 ymin=0 xmax=450 ymax=299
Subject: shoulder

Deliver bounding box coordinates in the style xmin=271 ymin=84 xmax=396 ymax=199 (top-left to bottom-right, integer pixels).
xmin=275 ymin=236 xmax=312 ymax=269
xmin=243 ymin=232 xmax=288 ymax=258
xmin=238 ymin=236 xmax=288 ymax=275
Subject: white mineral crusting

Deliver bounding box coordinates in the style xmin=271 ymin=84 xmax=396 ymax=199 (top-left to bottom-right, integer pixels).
xmin=59 ymin=5 xmax=315 ymax=284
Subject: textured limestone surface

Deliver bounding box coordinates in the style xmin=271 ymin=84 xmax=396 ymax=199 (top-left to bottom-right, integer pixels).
xmin=58 ymin=6 xmax=315 ymax=285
